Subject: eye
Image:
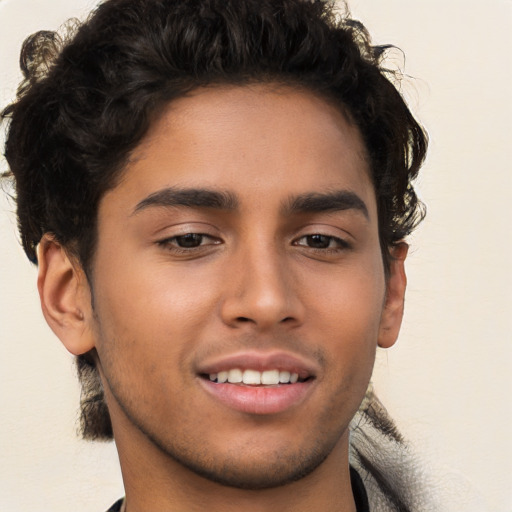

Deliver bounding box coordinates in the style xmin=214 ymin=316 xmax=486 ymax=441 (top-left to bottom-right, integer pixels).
xmin=158 ymin=233 xmax=221 ymax=250
xmin=294 ymin=234 xmax=349 ymax=251
xmin=173 ymin=233 xmax=207 ymax=248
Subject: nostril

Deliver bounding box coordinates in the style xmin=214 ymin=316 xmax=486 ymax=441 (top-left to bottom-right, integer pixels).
xmin=234 ymin=315 xmax=295 ymax=325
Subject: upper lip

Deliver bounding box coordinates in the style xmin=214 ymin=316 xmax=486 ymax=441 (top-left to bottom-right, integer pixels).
xmin=196 ymin=350 xmax=319 ymax=380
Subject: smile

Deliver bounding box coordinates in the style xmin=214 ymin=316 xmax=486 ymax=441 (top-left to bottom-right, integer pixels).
xmin=207 ymin=369 xmax=302 ymax=385
xmin=196 ymin=351 xmax=317 ymax=415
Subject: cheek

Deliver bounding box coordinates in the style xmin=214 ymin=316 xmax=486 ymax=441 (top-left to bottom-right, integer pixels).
xmin=90 ymin=255 xmax=225 ymax=367
xmin=303 ymin=257 xmax=385 ymax=389
xmin=95 ymin=247 xmax=218 ymax=315
xmin=306 ymin=258 xmax=386 ymax=336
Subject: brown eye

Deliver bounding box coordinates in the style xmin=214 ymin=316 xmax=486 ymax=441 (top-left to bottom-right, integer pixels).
xmin=158 ymin=233 xmax=221 ymax=252
xmin=294 ymin=234 xmax=350 ymax=251
xmin=174 ymin=233 xmax=205 ymax=248
xmin=304 ymin=234 xmax=331 ymax=249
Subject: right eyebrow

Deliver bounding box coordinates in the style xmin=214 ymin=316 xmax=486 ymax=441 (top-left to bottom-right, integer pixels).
xmin=282 ymin=190 xmax=369 ymax=220
xmin=131 ymin=187 xmax=239 ymax=215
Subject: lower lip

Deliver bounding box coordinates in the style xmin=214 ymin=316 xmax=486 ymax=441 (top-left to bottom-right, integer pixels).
xmin=198 ymin=378 xmax=314 ymax=415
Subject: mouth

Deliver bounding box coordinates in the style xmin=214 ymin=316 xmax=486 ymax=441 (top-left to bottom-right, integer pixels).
xmin=201 ymin=368 xmax=311 ymax=386
xmin=196 ymin=351 xmax=317 ymax=414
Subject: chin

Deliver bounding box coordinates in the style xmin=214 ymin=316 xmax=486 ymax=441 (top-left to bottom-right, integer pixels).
xmin=151 ymin=427 xmax=344 ymax=490
xmin=175 ymin=449 xmax=331 ymax=490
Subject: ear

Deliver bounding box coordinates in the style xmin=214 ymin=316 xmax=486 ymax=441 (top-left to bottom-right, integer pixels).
xmin=378 ymin=243 xmax=408 ymax=349
xmin=37 ymin=235 xmax=95 ymax=355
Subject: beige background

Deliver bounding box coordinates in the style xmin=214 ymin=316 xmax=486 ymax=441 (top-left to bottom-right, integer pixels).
xmin=1 ymin=0 xmax=511 ymax=510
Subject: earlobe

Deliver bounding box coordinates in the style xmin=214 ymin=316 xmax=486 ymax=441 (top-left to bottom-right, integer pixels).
xmin=37 ymin=235 xmax=95 ymax=355
xmin=378 ymin=243 xmax=408 ymax=349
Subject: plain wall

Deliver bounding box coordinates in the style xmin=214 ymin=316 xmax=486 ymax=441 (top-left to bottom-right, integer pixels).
xmin=1 ymin=0 xmax=510 ymax=510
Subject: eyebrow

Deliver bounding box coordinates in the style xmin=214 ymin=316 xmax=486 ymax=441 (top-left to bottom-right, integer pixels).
xmin=133 ymin=187 xmax=239 ymax=214
xmin=132 ymin=186 xmax=368 ymax=220
xmin=283 ymin=190 xmax=369 ymax=219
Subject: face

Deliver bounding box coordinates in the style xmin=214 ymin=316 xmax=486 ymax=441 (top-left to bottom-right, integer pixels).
xmin=87 ymin=85 xmax=397 ymax=489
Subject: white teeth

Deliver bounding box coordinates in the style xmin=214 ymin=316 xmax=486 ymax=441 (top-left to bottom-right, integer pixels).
xmin=261 ymin=369 xmax=280 ymax=385
xmin=208 ymin=369 xmax=303 ymax=385
xmin=227 ymin=368 xmax=243 ymax=383
xmin=279 ymin=370 xmax=291 ymax=383
xmin=243 ymin=369 xmax=261 ymax=385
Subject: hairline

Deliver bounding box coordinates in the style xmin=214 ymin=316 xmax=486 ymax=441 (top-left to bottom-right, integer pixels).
xmin=71 ymin=80 xmax=395 ymax=288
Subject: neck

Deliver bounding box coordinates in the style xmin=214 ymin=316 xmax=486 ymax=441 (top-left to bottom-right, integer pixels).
xmin=114 ymin=419 xmax=357 ymax=512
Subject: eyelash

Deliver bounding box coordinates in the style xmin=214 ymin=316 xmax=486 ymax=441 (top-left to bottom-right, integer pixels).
xmin=293 ymin=234 xmax=351 ymax=253
xmin=157 ymin=233 xmax=221 ymax=253
xmin=157 ymin=232 xmax=350 ymax=255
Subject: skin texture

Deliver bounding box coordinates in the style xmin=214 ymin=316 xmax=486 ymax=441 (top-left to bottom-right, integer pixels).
xmin=37 ymin=85 xmax=407 ymax=512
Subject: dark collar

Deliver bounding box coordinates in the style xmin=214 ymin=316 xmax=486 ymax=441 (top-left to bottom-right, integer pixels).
xmin=350 ymin=466 xmax=370 ymax=512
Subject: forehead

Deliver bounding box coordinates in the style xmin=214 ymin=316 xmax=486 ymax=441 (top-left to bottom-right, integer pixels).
xmin=105 ymin=84 xmax=375 ymax=216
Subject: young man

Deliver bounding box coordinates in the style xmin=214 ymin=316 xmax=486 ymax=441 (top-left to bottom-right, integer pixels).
xmin=2 ymin=0 xmax=428 ymax=510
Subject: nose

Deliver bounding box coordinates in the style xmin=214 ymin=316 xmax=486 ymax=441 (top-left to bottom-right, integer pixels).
xmin=220 ymin=243 xmax=304 ymax=331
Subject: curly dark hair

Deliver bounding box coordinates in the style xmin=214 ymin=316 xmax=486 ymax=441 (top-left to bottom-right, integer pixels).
xmin=2 ymin=0 xmax=427 ymax=507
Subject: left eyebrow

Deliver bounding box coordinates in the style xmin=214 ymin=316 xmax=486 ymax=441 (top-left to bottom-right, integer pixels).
xmin=132 ymin=187 xmax=239 ymax=215
xmin=282 ymin=190 xmax=369 ymax=220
